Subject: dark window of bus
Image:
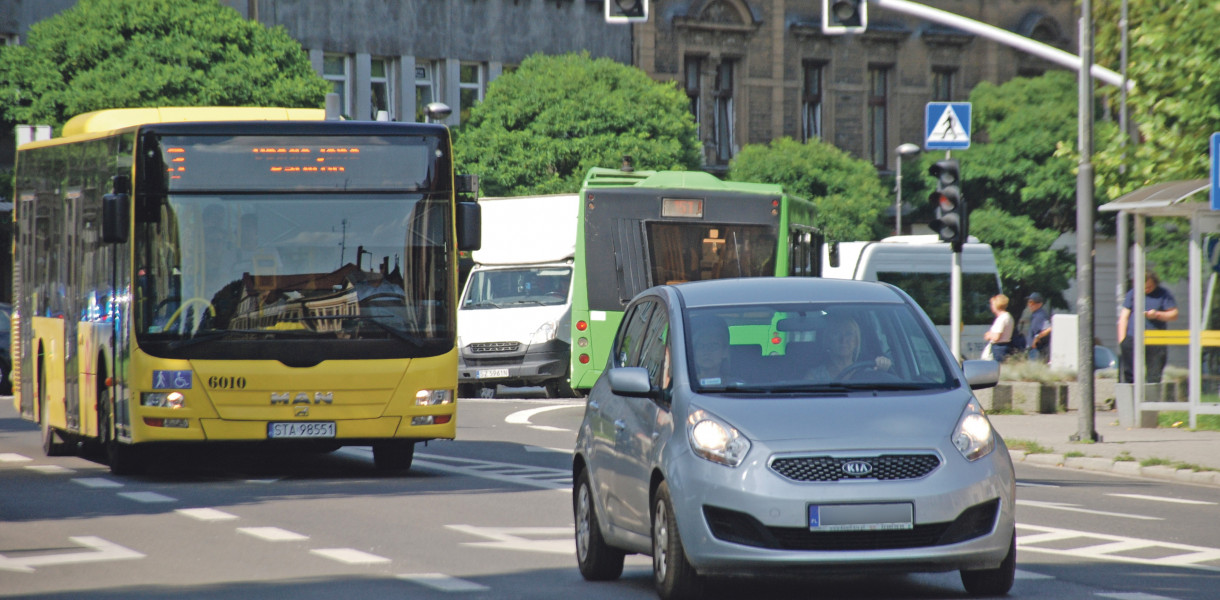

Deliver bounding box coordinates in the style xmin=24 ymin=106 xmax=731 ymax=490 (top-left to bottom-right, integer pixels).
xmin=645 ymin=223 xmax=776 ymax=284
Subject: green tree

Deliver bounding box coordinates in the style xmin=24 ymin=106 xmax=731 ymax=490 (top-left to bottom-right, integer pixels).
xmin=728 ymin=137 xmax=889 ymax=242
xmin=0 ymin=0 xmax=328 ymax=132
xmin=453 ymin=52 xmax=701 ymax=196
xmin=968 ymin=207 xmax=1074 ymax=309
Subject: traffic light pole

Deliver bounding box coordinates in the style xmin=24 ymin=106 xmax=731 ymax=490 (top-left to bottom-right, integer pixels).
xmin=946 ymin=150 xmax=962 ymax=362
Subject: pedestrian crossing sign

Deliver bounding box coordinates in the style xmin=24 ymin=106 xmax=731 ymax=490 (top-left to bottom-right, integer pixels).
xmin=925 ymin=102 xmax=971 ymax=150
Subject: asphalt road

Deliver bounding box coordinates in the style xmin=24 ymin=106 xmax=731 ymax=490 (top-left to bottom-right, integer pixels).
xmin=2 ymin=394 xmax=1218 ymax=599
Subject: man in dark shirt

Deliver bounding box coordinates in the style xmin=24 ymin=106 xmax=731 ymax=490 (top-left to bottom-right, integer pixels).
xmin=1117 ymin=272 xmax=1179 ymax=383
xmin=1026 ymin=292 xmax=1051 ymax=363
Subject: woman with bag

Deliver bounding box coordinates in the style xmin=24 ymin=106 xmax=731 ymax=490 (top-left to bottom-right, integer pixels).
xmin=983 ymin=294 xmax=1014 ymax=362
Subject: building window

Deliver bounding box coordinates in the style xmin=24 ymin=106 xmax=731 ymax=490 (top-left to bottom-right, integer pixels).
xmin=802 ymin=62 xmax=824 ymax=142
xmin=415 ymin=62 xmax=436 ymax=122
xmin=370 ymin=57 xmax=394 ymax=120
xmin=868 ymin=66 xmax=890 ymax=169
xmin=932 ymin=68 xmax=955 ymax=102
xmin=459 ymin=62 xmax=485 ymax=124
xmin=685 ymin=56 xmax=702 ymax=125
xmin=1 ymin=34 xmax=18 ymax=46
xmin=713 ymin=61 xmax=735 ymax=162
xmin=323 ymin=53 xmax=350 ymax=117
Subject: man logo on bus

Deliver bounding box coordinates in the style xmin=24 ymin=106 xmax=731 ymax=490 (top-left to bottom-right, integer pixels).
xmin=271 ymin=392 xmax=334 ymax=405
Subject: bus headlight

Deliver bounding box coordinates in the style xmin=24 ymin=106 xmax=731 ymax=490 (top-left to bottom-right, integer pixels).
xmin=416 ymin=389 xmax=453 ymax=406
xmin=141 ymin=391 xmax=185 ymax=409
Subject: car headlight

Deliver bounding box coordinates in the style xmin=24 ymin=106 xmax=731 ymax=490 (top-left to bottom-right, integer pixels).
xmin=952 ymin=398 xmax=995 ymax=461
xmin=529 ymin=320 xmax=557 ymax=345
xmin=688 ymin=409 xmax=751 ymax=467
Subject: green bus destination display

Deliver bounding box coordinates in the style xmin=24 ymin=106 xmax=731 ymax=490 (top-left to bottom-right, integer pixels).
xmin=156 ymin=135 xmax=436 ymax=192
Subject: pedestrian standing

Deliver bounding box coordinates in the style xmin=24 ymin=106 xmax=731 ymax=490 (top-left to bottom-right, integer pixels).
xmin=1026 ymin=292 xmax=1052 ymax=363
xmin=1118 ymin=271 xmax=1178 ymax=383
xmin=983 ymin=294 xmax=1014 ymax=362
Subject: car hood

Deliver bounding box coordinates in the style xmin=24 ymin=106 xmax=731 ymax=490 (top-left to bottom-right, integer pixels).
xmin=458 ymin=304 xmax=570 ymax=345
xmin=689 ymin=391 xmax=973 ymax=448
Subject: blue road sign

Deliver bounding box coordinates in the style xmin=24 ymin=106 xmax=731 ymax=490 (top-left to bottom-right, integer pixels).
xmin=925 ymin=102 xmax=972 ymax=150
xmin=1211 ymin=132 xmax=1219 ymax=210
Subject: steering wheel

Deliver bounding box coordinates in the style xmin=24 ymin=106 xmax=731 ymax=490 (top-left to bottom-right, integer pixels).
xmin=164 ymin=297 xmax=216 ymax=335
xmin=837 ymin=360 xmax=879 ymax=379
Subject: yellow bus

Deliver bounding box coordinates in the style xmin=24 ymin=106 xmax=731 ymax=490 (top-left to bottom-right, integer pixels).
xmin=12 ymin=107 xmax=480 ymax=475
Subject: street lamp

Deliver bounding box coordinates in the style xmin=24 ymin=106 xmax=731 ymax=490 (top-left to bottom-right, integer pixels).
xmin=894 ymin=143 xmax=921 ymax=235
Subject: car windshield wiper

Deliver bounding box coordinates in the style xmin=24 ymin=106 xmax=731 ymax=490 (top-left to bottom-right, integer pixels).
xmin=347 ymin=317 xmax=427 ymax=350
xmin=467 ymin=300 xmax=504 ymax=309
xmin=509 ymin=299 xmax=547 ymax=306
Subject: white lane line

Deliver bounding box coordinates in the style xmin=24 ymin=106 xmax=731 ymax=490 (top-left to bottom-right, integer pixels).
xmin=25 ymin=464 xmax=73 ymax=474
xmin=1108 ymin=493 xmax=1217 ymax=506
xmin=245 ymin=479 xmax=280 ymax=484
xmin=397 ymin=573 xmax=490 ymax=592
xmin=238 ymin=527 xmax=308 ymax=542
xmin=1018 ymin=523 xmax=1220 ymax=572
xmin=446 ymin=525 xmax=574 ymax=555
xmin=0 ymin=453 xmax=32 ymax=462
xmin=1014 ymin=569 xmax=1054 ymax=580
xmin=118 ymin=491 xmax=176 ymax=503
xmin=1016 ymin=499 xmax=1162 ymax=521
xmin=176 ymin=508 xmax=239 ymax=521
xmin=529 ymin=425 xmax=570 ymax=432
xmin=72 ymin=477 xmax=123 ymax=488
xmin=523 ymin=445 xmax=571 ymax=454
xmin=1097 ymin=593 xmax=1183 ymax=600
xmin=0 ymin=536 xmax=144 ymax=572
xmin=310 ymin=548 xmax=390 ymax=564
xmin=1017 ymin=481 xmax=1059 ymax=488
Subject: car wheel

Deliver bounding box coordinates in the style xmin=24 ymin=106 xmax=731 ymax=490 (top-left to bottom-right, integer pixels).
xmin=373 ymin=440 xmax=415 ymax=472
xmin=652 ymin=481 xmax=702 ymax=600
xmin=961 ymin=529 xmax=1016 ymax=597
xmin=573 ymin=468 xmax=624 ymax=580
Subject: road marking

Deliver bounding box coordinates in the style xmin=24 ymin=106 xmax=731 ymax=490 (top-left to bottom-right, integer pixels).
xmin=1016 ymin=481 xmax=1059 ymax=488
xmin=447 ymin=525 xmax=574 ymax=555
xmin=1097 ymin=593 xmax=1183 ymax=600
xmin=1016 ymin=499 xmax=1162 ymax=521
xmin=1108 ymin=493 xmax=1217 ymax=506
xmin=1018 ymin=523 xmax=1220 ymax=571
xmin=238 ymin=527 xmax=308 ymax=541
xmin=25 ymin=464 xmax=73 ymax=474
xmin=310 ymin=548 xmax=390 ymax=564
xmin=0 ymin=536 xmax=144 ymax=573
xmin=413 ymin=453 xmax=572 ymax=491
xmin=118 ymin=491 xmax=176 ymax=503
xmin=0 ymin=453 xmax=32 ymax=462
xmin=397 ymin=573 xmax=490 ymax=592
xmin=72 ymin=477 xmax=122 ymax=488
xmin=505 ymin=404 xmax=580 ymax=428
xmin=1014 ymin=569 xmax=1054 ymax=580
xmin=245 ymin=479 xmax=280 ymax=484
xmin=524 ymin=445 xmax=571 ymax=454
xmin=177 ymin=508 xmax=239 ymax=521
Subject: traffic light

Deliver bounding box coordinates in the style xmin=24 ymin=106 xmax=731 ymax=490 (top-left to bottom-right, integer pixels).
xmin=605 ymin=0 xmax=648 ymax=23
xmin=822 ymin=0 xmax=867 ymax=34
xmin=928 ymin=159 xmax=968 ymax=252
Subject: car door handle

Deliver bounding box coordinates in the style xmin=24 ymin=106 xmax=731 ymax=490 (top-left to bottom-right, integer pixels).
xmin=614 ymin=419 xmax=626 ymax=431
xmin=588 ymin=400 xmax=600 ymax=410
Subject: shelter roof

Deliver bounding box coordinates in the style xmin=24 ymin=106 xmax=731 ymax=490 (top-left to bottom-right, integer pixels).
xmin=1098 ymin=179 xmax=1211 ymax=217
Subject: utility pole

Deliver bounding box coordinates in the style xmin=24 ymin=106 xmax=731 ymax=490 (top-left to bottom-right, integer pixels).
xmin=1073 ymin=0 xmax=1100 ymax=443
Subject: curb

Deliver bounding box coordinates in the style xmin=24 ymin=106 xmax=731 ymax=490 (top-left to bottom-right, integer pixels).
xmin=1008 ymin=450 xmax=1220 ymax=487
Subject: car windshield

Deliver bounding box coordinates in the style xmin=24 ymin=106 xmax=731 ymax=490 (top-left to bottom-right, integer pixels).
xmin=685 ymin=302 xmax=956 ymax=393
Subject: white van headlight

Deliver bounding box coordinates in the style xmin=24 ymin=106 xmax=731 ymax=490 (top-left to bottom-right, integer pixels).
xmin=952 ymin=398 xmax=996 ymax=461
xmin=529 ymin=321 xmax=557 ymax=345
xmin=688 ymin=410 xmax=751 ymax=467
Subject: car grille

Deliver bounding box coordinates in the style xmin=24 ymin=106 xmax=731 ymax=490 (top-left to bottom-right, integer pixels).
xmin=469 ymin=341 xmax=520 ymax=353
xmin=703 ymin=499 xmax=1000 ymax=551
xmin=769 ymin=454 xmax=941 ymax=482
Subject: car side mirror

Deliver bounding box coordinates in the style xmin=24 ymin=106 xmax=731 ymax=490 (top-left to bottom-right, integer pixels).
xmin=607 ymin=366 xmax=654 ymax=398
xmin=962 ymin=359 xmax=999 ymax=390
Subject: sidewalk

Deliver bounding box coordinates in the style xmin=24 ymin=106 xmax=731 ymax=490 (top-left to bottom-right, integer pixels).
xmin=990 ymin=410 xmax=1220 ymax=486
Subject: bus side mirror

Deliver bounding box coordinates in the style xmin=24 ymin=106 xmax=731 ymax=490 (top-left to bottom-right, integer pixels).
xmin=102 ymin=192 xmax=129 ymax=243
xmin=457 ymin=201 xmax=481 ymax=252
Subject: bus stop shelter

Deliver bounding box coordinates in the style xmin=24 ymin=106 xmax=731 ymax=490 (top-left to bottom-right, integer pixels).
xmin=1099 ymin=179 xmax=1220 ymax=428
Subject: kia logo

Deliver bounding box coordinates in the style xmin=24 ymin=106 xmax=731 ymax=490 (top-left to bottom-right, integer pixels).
xmin=842 ymin=460 xmax=873 ymax=476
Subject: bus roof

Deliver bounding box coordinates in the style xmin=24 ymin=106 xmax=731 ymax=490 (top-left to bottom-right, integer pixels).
xmin=60 ymin=106 xmax=325 ymax=137
xmin=581 ymin=167 xmax=784 ymax=196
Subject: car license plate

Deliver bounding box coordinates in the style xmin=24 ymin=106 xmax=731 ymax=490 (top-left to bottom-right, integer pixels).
xmin=268 ymin=422 xmax=336 ymax=439
xmin=809 ymin=503 xmax=914 ymax=531
xmin=477 ymin=368 xmax=510 ymax=379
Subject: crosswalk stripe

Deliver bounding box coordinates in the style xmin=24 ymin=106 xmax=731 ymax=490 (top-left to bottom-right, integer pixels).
xmin=398 ymin=573 xmax=490 ymax=592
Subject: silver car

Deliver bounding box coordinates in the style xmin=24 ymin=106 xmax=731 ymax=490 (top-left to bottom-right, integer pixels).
xmin=572 ymin=278 xmax=1015 ymax=599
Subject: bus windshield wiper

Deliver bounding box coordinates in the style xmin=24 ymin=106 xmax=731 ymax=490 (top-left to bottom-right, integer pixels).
xmin=347 ymin=317 xmax=427 ymax=350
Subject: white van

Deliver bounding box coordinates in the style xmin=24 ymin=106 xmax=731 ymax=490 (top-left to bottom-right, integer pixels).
xmin=457 ymin=194 xmax=578 ymax=398
xmin=821 ymin=235 xmax=1003 ymax=359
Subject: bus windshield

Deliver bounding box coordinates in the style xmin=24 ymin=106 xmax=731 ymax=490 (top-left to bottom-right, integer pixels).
xmin=135 ymin=193 xmax=452 ymax=359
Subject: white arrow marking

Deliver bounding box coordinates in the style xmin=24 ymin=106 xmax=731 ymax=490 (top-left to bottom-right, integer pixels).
xmin=505 ymin=404 xmax=579 ymax=426
xmin=0 ymin=536 xmax=144 ymax=573
xmin=446 ymin=524 xmax=574 ymax=555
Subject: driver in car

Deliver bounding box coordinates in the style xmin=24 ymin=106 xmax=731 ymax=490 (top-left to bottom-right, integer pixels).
xmin=691 ymin=318 xmax=733 ymax=386
xmin=807 ymin=317 xmax=892 ymax=381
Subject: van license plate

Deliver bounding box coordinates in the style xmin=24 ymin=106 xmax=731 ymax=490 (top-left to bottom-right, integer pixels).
xmin=268 ymin=422 xmax=336 ymax=439
xmin=477 ymin=368 xmax=509 ymax=379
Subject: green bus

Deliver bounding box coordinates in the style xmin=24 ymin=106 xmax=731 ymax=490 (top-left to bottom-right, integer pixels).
xmin=568 ymin=167 xmax=821 ymax=391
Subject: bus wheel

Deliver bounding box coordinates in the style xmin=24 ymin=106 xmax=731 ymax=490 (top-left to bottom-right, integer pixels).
xmin=372 ymin=441 xmax=415 ymax=472
xmin=100 ymin=387 xmax=143 ymax=476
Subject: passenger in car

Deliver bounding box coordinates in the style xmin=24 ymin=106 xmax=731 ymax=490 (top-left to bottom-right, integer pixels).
xmin=807 ymin=317 xmax=892 ymax=381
